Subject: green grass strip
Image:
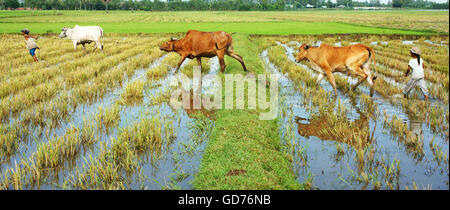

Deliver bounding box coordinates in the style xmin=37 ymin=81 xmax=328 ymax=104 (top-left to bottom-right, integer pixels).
xmin=193 ymin=110 xmax=302 ymax=190
xmin=192 ymin=35 xmax=303 ymax=190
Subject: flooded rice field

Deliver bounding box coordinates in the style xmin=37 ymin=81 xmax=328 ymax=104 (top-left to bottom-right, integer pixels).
xmin=0 ymin=34 xmax=448 ymax=189
xmin=263 ymin=35 xmax=449 ymax=190
xmin=0 ymin=35 xmax=215 ymax=189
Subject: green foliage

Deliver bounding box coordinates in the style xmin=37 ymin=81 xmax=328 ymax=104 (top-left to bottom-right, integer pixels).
xmin=4 ymin=0 xmax=19 ymax=9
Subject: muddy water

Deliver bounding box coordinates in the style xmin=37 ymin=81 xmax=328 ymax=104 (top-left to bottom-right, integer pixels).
xmin=262 ymin=46 xmax=449 ymax=189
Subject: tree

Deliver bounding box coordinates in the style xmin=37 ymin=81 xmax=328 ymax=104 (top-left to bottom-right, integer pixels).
xmin=327 ymin=0 xmax=333 ymax=8
xmin=103 ymin=0 xmax=111 ymax=12
xmin=392 ymin=0 xmax=402 ymax=7
xmin=5 ymin=0 xmax=19 ymax=8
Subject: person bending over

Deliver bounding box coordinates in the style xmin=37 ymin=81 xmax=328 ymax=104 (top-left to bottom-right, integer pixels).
xmin=21 ymin=28 xmax=40 ymax=62
xmin=404 ymin=47 xmax=429 ymax=102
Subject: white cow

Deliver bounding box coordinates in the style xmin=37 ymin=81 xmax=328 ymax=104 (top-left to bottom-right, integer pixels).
xmin=59 ymin=25 xmax=104 ymax=52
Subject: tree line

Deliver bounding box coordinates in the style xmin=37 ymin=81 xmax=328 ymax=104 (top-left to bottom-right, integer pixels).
xmin=392 ymin=0 xmax=448 ymax=8
xmin=1 ymin=0 xmax=448 ymax=11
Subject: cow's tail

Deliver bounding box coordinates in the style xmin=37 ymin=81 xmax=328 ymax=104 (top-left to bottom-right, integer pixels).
xmin=366 ymin=46 xmax=377 ymax=81
xmin=99 ymin=27 xmax=104 ymax=50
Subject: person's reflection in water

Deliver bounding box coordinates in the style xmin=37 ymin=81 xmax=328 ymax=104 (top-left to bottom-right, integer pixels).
xmin=410 ymin=120 xmax=423 ymax=140
xmin=405 ymin=113 xmax=425 ymax=162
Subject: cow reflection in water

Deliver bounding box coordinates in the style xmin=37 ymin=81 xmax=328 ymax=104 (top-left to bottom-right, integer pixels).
xmin=172 ymin=86 xmax=216 ymax=120
xmin=294 ymin=110 xmax=425 ymax=162
xmin=294 ymin=110 xmax=373 ymax=173
xmin=295 ymin=113 xmax=372 ymax=149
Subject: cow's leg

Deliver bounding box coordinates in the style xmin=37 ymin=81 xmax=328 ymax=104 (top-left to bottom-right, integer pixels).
xmin=217 ymin=51 xmax=226 ymax=73
xmin=82 ymin=43 xmax=87 ymax=54
xmin=357 ymin=63 xmax=376 ymax=97
xmin=325 ymin=70 xmax=338 ymax=96
xmin=226 ymin=51 xmax=247 ymax=72
xmin=219 ymin=58 xmax=226 ymax=73
xmin=349 ymin=65 xmax=368 ymax=91
xmin=316 ymin=73 xmax=325 ymax=85
xmin=352 ymin=75 xmax=368 ymax=91
xmin=99 ymin=40 xmax=104 ymax=51
xmin=176 ymin=54 xmax=188 ymax=73
xmin=73 ymin=41 xmax=78 ymax=51
xmin=362 ymin=65 xmax=376 ymax=97
xmin=92 ymin=41 xmax=99 ymax=53
xmin=196 ymin=57 xmax=202 ymax=73
xmin=195 ymin=57 xmax=203 ymax=93
xmin=366 ymin=72 xmax=375 ymax=97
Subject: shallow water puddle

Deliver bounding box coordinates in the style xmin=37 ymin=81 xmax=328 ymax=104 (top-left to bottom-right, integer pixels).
xmin=402 ymin=40 xmax=416 ymax=45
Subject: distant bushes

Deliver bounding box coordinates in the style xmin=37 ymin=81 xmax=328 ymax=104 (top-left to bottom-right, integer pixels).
xmin=6 ymin=0 xmax=286 ymax=11
xmin=4 ymin=0 xmax=448 ymax=11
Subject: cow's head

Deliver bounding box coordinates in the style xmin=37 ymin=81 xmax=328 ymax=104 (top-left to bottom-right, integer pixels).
xmin=59 ymin=27 xmax=68 ymax=39
xmin=296 ymin=44 xmax=310 ymax=63
xmin=159 ymin=38 xmax=177 ymax=52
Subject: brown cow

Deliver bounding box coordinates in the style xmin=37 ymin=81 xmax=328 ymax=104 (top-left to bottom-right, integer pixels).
xmin=296 ymin=43 xmax=377 ymax=96
xmin=159 ymin=30 xmax=247 ymax=73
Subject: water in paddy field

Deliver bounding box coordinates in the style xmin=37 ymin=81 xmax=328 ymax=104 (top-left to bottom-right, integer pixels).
xmin=1 ymin=34 xmax=448 ymax=190
xmin=0 ymin=51 xmax=219 ymax=189
xmin=262 ymin=40 xmax=449 ymax=190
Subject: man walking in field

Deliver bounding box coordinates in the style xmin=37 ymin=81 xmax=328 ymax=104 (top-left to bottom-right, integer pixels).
xmin=21 ymin=28 xmax=39 ymax=62
xmin=403 ymin=47 xmax=429 ymax=102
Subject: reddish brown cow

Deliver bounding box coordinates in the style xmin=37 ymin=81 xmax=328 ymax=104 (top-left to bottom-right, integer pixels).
xmin=159 ymin=30 xmax=247 ymax=73
xmin=296 ymin=43 xmax=377 ymax=96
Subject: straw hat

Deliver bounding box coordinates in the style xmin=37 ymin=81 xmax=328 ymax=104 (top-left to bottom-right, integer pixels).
xmin=410 ymin=47 xmax=421 ymax=56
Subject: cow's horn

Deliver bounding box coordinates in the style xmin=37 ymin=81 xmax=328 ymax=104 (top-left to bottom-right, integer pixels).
xmin=171 ymin=37 xmax=177 ymax=41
